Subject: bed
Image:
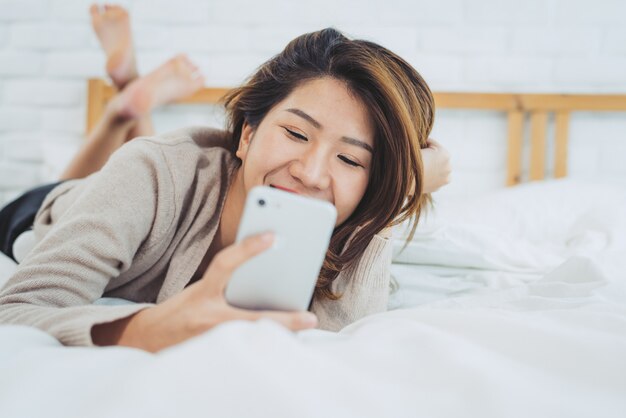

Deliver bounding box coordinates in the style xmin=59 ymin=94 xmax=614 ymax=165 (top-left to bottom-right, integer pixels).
xmin=1 ymin=83 xmax=625 ymax=418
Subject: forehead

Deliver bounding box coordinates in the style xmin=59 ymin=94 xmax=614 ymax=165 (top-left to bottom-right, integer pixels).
xmin=268 ymin=77 xmax=375 ymax=147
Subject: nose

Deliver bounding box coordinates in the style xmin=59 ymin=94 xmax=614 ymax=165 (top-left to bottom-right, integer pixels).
xmin=289 ymin=145 xmax=331 ymax=191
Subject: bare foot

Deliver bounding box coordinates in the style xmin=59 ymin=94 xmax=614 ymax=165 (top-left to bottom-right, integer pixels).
xmin=109 ymin=54 xmax=205 ymax=120
xmin=90 ymin=4 xmax=138 ymax=89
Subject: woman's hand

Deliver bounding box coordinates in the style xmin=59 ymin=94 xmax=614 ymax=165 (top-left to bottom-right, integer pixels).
xmin=421 ymin=138 xmax=451 ymax=194
xmin=372 ymin=140 xmax=451 ymax=238
xmin=93 ymin=233 xmax=318 ymax=352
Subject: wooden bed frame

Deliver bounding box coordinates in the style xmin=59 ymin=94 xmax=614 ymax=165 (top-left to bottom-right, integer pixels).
xmin=87 ymin=78 xmax=626 ymax=186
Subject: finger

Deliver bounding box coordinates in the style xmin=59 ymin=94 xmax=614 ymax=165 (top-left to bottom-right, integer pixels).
xmin=237 ymin=308 xmax=318 ymax=331
xmin=201 ymin=232 xmax=274 ymax=294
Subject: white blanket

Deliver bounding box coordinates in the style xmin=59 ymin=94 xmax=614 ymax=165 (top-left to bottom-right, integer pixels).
xmin=1 ymin=266 xmax=625 ymax=418
xmin=1 ymin=179 xmax=625 ymax=418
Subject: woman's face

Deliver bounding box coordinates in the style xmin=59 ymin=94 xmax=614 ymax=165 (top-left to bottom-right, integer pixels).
xmin=235 ymin=77 xmax=375 ymax=226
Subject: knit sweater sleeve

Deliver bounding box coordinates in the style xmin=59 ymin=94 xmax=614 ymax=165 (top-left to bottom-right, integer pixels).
xmin=311 ymin=234 xmax=392 ymax=332
xmin=0 ymin=140 xmax=174 ymax=346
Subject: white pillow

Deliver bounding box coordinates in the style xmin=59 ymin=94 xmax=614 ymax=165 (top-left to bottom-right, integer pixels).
xmin=392 ymin=179 xmax=626 ymax=272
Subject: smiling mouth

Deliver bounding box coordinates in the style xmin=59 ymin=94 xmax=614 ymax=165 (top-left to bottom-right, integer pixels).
xmin=269 ymin=184 xmax=298 ymax=194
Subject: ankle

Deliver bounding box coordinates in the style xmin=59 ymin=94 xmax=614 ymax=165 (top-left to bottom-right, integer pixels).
xmin=106 ymin=87 xmax=150 ymax=122
xmin=102 ymin=103 xmax=138 ymax=128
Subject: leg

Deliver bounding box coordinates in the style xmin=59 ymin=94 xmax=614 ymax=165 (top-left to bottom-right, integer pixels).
xmin=60 ymin=54 xmax=205 ymax=180
xmin=60 ymin=103 xmax=136 ymax=180
xmin=126 ymin=110 xmax=155 ymax=141
xmin=0 ymin=182 xmax=64 ymax=262
xmin=90 ymin=4 xmax=155 ymax=140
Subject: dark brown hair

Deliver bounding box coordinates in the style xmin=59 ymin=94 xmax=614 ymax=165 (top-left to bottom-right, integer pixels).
xmin=223 ymin=28 xmax=434 ymax=301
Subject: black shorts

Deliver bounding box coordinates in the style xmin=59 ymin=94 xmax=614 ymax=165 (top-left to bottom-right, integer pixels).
xmin=0 ymin=181 xmax=65 ymax=262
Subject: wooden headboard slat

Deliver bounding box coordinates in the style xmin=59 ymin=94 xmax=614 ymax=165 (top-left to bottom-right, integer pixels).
xmin=554 ymin=112 xmax=570 ymax=179
xmin=529 ymin=112 xmax=548 ymax=181
xmin=518 ymin=94 xmax=626 ymax=112
xmin=506 ymin=111 xmax=524 ymax=186
xmin=185 ymin=88 xmax=232 ymax=104
xmin=87 ymin=79 xmax=107 ymax=135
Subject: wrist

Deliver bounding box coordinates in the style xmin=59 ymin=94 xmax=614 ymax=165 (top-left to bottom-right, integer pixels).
xmin=91 ymin=309 xmax=149 ymax=349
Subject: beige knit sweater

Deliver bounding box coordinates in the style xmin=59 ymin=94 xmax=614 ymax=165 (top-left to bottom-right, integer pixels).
xmin=0 ymin=126 xmax=392 ymax=347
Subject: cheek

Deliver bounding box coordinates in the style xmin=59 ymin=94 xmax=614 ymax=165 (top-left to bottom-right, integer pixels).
xmin=244 ymin=133 xmax=286 ymax=174
xmin=334 ymin=172 xmax=369 ymax=223
xmin=262 ymin=130 xmax=300 ymax=157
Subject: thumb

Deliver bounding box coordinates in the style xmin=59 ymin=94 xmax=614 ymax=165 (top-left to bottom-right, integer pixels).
xmin=200 ymin=232 xmax=274 ymax=297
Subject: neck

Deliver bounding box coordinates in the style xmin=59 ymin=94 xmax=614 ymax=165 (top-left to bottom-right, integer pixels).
xmin=218 ymin=166 xmax=246 ymax=248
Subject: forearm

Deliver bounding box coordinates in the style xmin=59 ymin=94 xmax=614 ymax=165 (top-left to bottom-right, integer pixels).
xmin=421 ymin=138 xmax=451 ymax=194
xmin=0 ymin=300 xmax=152 ymax=346
xmin=91 ymin=310 xmax=144 ymax=348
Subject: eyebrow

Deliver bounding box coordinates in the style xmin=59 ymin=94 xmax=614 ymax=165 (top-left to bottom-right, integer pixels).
xmin=285 ymin=108 xmax=374 ymax=154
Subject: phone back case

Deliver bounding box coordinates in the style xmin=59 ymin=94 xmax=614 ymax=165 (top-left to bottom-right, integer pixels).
xmin=225 ymin=186 xmax=337 ymax=311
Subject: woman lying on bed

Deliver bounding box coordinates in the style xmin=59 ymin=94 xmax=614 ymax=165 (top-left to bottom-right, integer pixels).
xmin=0 ymin=8 xmax=450 ymax=352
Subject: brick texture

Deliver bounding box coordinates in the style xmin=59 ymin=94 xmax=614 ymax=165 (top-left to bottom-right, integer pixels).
xmin=0 ymin=0 xmax=625 ymax=205
xmin=10 ymin=23 xmax=92 ymax=49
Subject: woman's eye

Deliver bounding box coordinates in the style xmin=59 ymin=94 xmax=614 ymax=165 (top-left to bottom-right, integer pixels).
xmin=338 ymin=155 xmax=361 ymax=167
xmin=284 ymin=128 xmax=307 ymax=141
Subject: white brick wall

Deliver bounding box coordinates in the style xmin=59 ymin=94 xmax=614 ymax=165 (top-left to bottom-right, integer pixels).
xmin=10 ymin=23 xmax=93 ymax=49
xmin=605 ymin=27 xmax=626 ymax=54
xmin=465 ymin=0 xmax=552 ymax=24
xmin=2 ymin=133 xmax=44 ymax=163
xmin=0 ymin=107 xmax=41 ymax=131
xmin=45 ymin=52 xmax=106 ymax=78
xmin=0 ymin=0 xmax=625 ymax=207
xmin=555 ymin=0 xmax=624 ymax=24
xmin=4 ymin=80 xmax=85 ymax=106
xmin=0 ymin=0 xmax=48 ymax=21
xmin=0 ymin=51 xmax=43 ymax=76
xmin=0 ymin=26 xmax=9 ymax=46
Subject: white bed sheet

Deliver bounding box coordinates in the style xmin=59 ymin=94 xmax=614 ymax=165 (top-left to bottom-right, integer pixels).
xmin=1 ymin=262 xmax=624 ymax=418
xmin=1 ymin=179 xmax=625 ymax=418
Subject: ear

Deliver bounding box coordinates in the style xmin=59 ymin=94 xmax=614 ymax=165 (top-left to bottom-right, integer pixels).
xmin=235 ymin=122 xmax=255 ymax=161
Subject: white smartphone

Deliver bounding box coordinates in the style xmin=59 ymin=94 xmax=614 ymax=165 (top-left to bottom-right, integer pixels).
xmin=225 ymin=186 xmax=337 ymax=311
